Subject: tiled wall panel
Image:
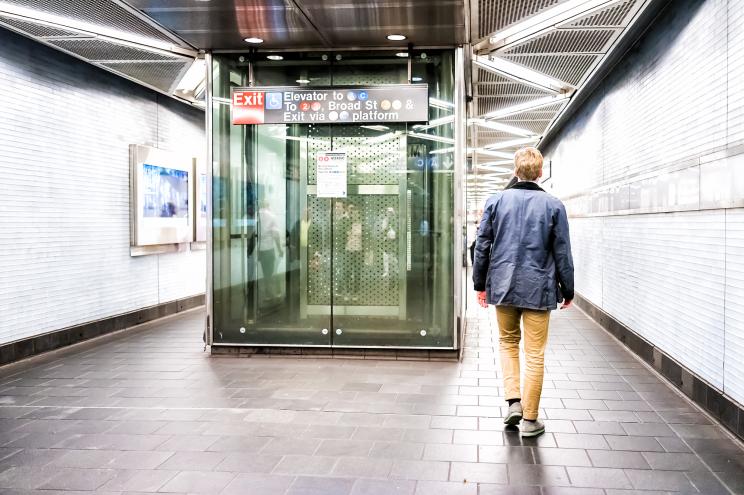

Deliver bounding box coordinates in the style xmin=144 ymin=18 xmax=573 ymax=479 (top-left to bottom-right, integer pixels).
xmin=0 ymin=28 xmax=205 ymax=345
xmin=729 ymin=0 xmax=744 ymax=144
xmin=543 ymin=0 xmax=744 ymax=405
xmin=725 ymin=210 xmax=744 ymax=404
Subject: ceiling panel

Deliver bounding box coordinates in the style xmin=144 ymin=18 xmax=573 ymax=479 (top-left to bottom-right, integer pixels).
xmin=13 ymin=0 xmax=185 ymax=45
xmin=125 ymin=0 xmax=465 ymax=49
xmin=477 ymin=0 xmax=566 ymax=40
xmin=502 ymin=29 xmax=615 ymax=55
xmin=562 ymin=0 xmax=636 ymax=28
xmin=501 ymin=53 xmax=600 ymax=86
xmin=0 ymin=15 xmax=87 ymax=37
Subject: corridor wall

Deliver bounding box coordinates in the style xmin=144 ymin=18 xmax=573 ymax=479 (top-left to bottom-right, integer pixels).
xmin=542 ymin=0 xmax=744 ymax=414
xmin=0 ymin=28 xmax=206 ymax=349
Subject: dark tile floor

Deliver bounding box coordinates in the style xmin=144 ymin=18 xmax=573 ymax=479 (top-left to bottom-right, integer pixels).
xmin=1 ymin=300 xmax=743 ymax=494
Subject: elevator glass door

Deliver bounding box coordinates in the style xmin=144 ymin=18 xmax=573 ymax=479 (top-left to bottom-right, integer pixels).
xmin=303 ymin=124 xmax=409 ymax=346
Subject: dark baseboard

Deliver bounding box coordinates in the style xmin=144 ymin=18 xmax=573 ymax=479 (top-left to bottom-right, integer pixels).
xmin=211 ymin=345 xmax=459 ymax=362
xmin=0 ymin=294 xmax=205 ymax=366
xmin=574 ymin=293 xmax=744 ymax=442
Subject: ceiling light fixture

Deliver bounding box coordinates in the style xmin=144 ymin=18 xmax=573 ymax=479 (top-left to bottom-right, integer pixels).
xmin=412 ymin=77 xmax=423 ymax=82
xmin=267 ymin=55 xmax=283 ymax=61
xmin=244 ymin=37 xmax=263 ymax=44
xmin=296 ymin=79 xmax=310 ymax=84
xmin=396 ymin=52 xmax=409 ymax=58
xmin=387 ymin=34 xmax=407 ymax=41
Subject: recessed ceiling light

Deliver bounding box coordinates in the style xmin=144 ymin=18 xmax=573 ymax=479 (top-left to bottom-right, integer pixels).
xmin=267 ymin=55 xmax=283 ymax=61
xmin=396 ymin=52 xmax=408 ymax=58
xmin=387 ymin=34 xmax=406 ymax=41
xmin=244 ymin=37 xmax=263 ymax=44
xmin=296 ymin=79 xmax=310 ymax=84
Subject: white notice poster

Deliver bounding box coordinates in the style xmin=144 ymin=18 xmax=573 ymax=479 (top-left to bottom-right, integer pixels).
xmin=316 ymin=151 xmax=347 ymax=198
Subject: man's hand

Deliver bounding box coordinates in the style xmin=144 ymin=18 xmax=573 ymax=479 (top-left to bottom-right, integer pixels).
xmin=476 ymin=291 xmax=488 ymax=308
xmin=560 ymin=299 xmax=572 ymax=310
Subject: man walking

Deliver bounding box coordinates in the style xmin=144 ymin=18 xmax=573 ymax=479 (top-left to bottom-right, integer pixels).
xmin=472 ymin=147 xmax=574 ymax=438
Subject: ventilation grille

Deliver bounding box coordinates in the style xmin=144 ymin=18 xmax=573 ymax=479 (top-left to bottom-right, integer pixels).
xmin=501 ymin=53 xmax=600 ymax=86
xmin=101 ymin=60 xmax=191 ymax=93
xmin=478 ymin=0 xmax=565 ymax=39
xmin=49 ymin=38 xmax=177 ymax=62
xmin=0 ymin=15 xmax=86 ymax=37
xmin=503 ymin=29 xmax=616 ymax=54
xmin=7 ymin=0 xmax=180 ymax=45
xmin=564 ymin=0 xmax=637 ymax=28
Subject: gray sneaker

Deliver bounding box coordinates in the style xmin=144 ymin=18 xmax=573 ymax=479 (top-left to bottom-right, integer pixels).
xmin=521 ymin=419 xmax=545 ymax=437
xmin=504 ymin=402 xmax=523 ymax=426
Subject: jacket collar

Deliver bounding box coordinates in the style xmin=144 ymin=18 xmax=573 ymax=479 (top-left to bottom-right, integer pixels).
xmin=510 ymin=181 xmax=545 ymax=192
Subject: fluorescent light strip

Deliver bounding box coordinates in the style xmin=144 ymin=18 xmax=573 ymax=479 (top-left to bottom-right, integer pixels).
xmin=414 ymin=115 xmax=455 ymax=130
xmin=408 ymin=132 xmax=455 ymax=145
xmin=429 ymin=98 xmax=455 ymax=110
xmin=481 ymin=93 xmax=571 ymax=120
xmin=175 ymin=59 xmax=205 ymax=92
xmin=430 ymin=147 xmax=455 ymax=155
xmin=470 ymin=148 xmax=514 ymax=159
xmin=484 ymin=136 xmax=539 ymax=150
xmin=469 ymin=119 xmax=537 ymax=137
xmin=474 ymin=55 xmax=571 ymax=94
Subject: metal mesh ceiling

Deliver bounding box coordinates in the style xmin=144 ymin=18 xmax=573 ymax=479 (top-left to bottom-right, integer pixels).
xmin=0 ymin=2 xmax=197 ymax=99
xmin=477 ymin=0 xmax=566 ymax=39
xmin=102 ymin=60 xmax=191 ymax=93
xmin=7 ymin=0 xmax=182 ymax=45
xmin=503 ymin=29 xmax=616 ymax=54
xmin=0 ymin=14 xmax=85 ymax=37
xmin=49 ymin=38 xmax=177 ymax=61
xmin=501 ymin=53 xmax=600 ymax=86
xmin=564 ymin=0 xmax=637 ymax=28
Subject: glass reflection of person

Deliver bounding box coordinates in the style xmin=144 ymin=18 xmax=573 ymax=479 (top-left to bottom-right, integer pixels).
xmin=344 ymin=204 xmax=363 ymax=302
xmin=258 ymin=199 xmax=284 ymax=301
xmin=380 ymin=206 xmax=398 ymax=283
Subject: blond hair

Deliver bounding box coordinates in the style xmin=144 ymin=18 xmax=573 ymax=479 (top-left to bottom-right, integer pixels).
xmin=513 ymin=147 xmax=543 ymax=181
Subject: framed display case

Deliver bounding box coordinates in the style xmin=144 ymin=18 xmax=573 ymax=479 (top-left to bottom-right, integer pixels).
xmin=130 ymin=144 xmax=194 ymax=247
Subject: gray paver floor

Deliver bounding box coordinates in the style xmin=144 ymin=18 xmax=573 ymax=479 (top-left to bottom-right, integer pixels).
xmin=1 ymin=295 xmax=743 ymax=494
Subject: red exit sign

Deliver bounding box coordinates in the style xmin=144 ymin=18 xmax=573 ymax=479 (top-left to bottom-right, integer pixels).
xmin=231 ymin=90 xmax=265 ymax=124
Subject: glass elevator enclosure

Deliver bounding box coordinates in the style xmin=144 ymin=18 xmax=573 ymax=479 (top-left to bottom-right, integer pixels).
xmin=207 ymin=50 xmax=465 ymax=349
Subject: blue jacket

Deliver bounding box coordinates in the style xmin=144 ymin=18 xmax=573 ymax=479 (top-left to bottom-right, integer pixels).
xmin=473 ymin=181 xmax=574 ymax=310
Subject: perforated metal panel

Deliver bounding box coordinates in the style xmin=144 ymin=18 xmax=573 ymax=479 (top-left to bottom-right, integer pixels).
xmin=102 ymin=60 xmax=191 ymax=93
xmin=501 ymin=54 xmax=600 ymax=86
xmin=48 ymin=38 xmax=178 ymax=62
xmin=478 ymin=0 xmax=565 ymax=38
xmin=729 ymin=1 xmax=744 ymax=143
xmin=308 ymin=132 xmax=403 ymax=185
xmin=333 ymin=195 xmax=401 ymax=306
xmin=3 ymin=0 xmax=182 ymax=45
xmin=562 ymin=0 xmax=637 ymax=28
xmin=307 ymin=195 xmax=331 ymax=306
xmin=503 ymin=29 xmax=616 ymax=54
xmin=0 ymin=15 xmax=86 ymax=37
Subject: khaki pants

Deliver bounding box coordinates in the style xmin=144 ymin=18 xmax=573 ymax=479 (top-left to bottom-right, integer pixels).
xmin=496 ymin=306 xmax=551 ymax=421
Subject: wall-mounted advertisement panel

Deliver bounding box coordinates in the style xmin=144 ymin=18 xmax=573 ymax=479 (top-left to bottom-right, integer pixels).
xmin=231 ymin=85 xmax=429 ymax=125
xmin=194 ymin=158 xmax=207 ymax=243
xmin=130 ymin=144 xmax=194 ymax=247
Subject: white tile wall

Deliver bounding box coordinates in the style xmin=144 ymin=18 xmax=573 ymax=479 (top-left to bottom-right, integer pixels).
xmin=544 ymin=0 xmax=744 ymax=406
xmin=0 ymin=29 xmax=205 ymax=345
xmin=725 ymin=210 xmax=744 ymax=403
